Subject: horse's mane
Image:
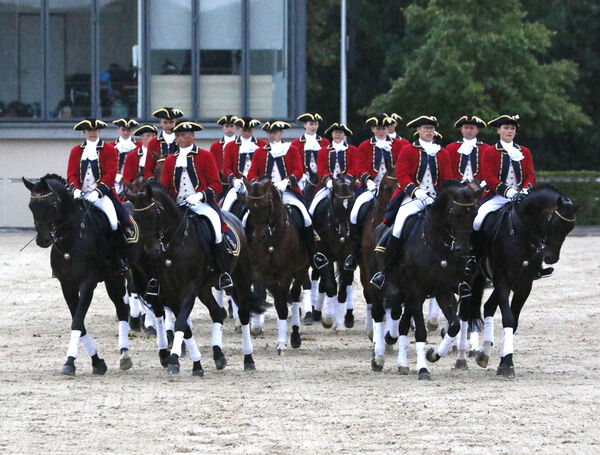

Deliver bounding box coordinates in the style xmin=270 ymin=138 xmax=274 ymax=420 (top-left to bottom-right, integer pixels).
xmin=529 ymin=183 xmax=563 ymax=197
xmin=41 ymin=173 xmax=66 ymax=186
xmin=439 ymin=179 xmax=463 ymax=191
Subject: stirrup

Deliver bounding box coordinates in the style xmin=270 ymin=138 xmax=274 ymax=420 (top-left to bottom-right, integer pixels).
xmin=343 ymin=254 xmax=357 ymax=271
xmin=536 ymin=266 xmax=554 ymax=280
xmin=457 ymin=281 xmax=472 ymax=299
xmin=218 ymin=272 xmax=233 ymax=290
xmin=464 ymin=256 xmax=477 ymax=276
xmin=313 ymin=252 xmax=328 ymax=270
xmin=118 ymin=258 xmax=129 ymax=274
xmin=370 ymin=272 xmax=385 ymax=290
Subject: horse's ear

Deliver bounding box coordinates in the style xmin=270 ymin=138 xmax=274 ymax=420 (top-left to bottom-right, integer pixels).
xmin=150 ymin=150 xmax=161 ymax=161
xmin=145 ymin=183 xmax=154 ymax=199
xmin=22 ymin=177 xmax=35 ymax=192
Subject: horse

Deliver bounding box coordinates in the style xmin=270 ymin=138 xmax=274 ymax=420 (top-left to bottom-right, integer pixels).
xmin=372 ymin=180 xmax=480 ymax=380
xmin=464 ymin=184 xmax=577 ymax=378
xmin=23 ymin=174 xmax=138 ymax=376
xmin=311 ymin=175 xmax=356 ymax=331
xmin=130 ymin=181 xmax=263 ymax=374
xmin=244 ymin=178 xmax=311 ymax=354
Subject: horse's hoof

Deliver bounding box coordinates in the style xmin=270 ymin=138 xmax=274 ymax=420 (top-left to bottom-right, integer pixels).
xmin=384 ymin=332 xmax=398 ymax=345
xmin=476 ymin=352 xmax=489 ymax=368
xmin=397 ymin=366 xmax=409 ymax=375
xmin=344 ymin=310 xmax=354 ymax=328
xmin=214 ymin=354 xmax=227 ymax=370
xmin=426 ymin=348 xmax=440 ymax=363
xmin=312 ymin=310 xmax=322 ymax=322
xmin=192 ymin=361 xmax=204 ymax=377
xmin=426 ymin=319 xmax=439 ymax=331
xmin=119 ymin=349 xmax=133 ymax=370
xmin=234 ymin=324 xmax=242 ymax=333
xmin=244 ymin=354 xmax=256 ymax=371
xmin=290 ymin=327 xmax=302 ymax=349
xmin=129 ymin=316 xmax=142 ymax=331
xmin=366 ymin=330 xmax=373 ymax=341
xmin=454 ymin=359 xmax=468 ymax=370
xmin=144 ymin=326 xmax=157 ymax=337
xmin=371 ymin=353 xmax=385 ymax=372
xmin=167 ymin=330 xmax=174 ymax=349
xmin=159 ymin=349 xmax=170 ymax=368
xmin=469 ymin=349 xmax=480 ymax=358
xmin=62 ymin=363 xmax=76 ymax=376
xmin=418 ymin=368 xmax=432 ymax=380
xmin=250 ymin=326 xmax=263 ymax=337
xmin=92 ymin=359 xmax=108 ymax=375
xmin=321 ymin=316 xmax=334 ymax=329
xmin=304 ymin=311 xmax=314 ymax=325
xmin=277 ymin=343 xmax=288 ymax=356
xmin=167 ymin=363 xmax=180 ymax=375
xmin=497 ymin=365 xmax=515 ymax=379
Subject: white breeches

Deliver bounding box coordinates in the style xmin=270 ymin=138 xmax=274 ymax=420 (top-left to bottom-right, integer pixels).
xmin=392 ymin=197 xmax=432 ymax=238
xmin=188 ymin=201 xmax=223 ymax=243
xmin=85 ymin=193 xmax=118 ymax=230
xmin=309 ymin=187 xmax=330 ymax=215
xmin=350 ymin=190 xmax=374 ymax=224
xmin=282 ymin=191 xmax=311 ymax=227
xmin=473 ymin=194 xmax=509 ymax=231
xmin=222 ymin=185 xmax=247 ymax=213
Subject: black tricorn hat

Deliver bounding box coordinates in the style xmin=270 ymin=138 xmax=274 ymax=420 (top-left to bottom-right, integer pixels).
xmin=152 ymin=107 xmax=185 ymax=120
xmin=133 ymin=124 xmax=158 ymax=136
xmin=216 ymin=114 xmax=238 ymax=125
xmin=297 ymin=112 xmax=323 ymax=123
xmin=73 ymin=119 xmax=107 ymax=131
xmin=324 ymin=122 xmax=353 ymax=136
xmin=488 ymin=114 xmax=520 ymax=128
xmin=235 ymin=117 xmax=262 ymax=129
xmin=172 ymin=120 xmax=204 ymax=132
xmin=112 ymin=118 xmax=139 ymax=129
xmin=262 ymin=121 xmax=291 ymax=132
xmin=406 ymin=115 xmax=439 ymax=128
xmin=384 ymin=112 xmax=403 ymax=124
xmin=365 ymin=114 xmax=394 ymax=127
xmin=454 ymin=115 xmax=487 ymax=129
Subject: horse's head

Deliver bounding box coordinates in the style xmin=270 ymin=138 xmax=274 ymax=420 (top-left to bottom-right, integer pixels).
xmin=432 ymin=180 xmax=478 ymax=255
xmin=331 ymin=175 xmax=355 ymax=219
xmin=129 ymin=183 xmax=165 ymax=256
xmin=123 ymin=175 xmax=148 ymax=198
xmin=23 ymin=175 xmax=73 ymax=248
xmin=150 ymin=150 xmax=164 ymax=181
xmin=378 ymin=162 xmax=397 ymax=205
xmin=245 ymin=177 xmax=279 ymax=224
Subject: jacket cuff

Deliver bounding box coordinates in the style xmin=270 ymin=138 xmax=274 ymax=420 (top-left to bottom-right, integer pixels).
xmin=360 ymin=172 xmax=371 ymax=186
xmin=228 ymin=174 xmax=236 ymax=184
xmin=97 ymin=182 xmax=111 ymax=196
xmin=321 ymin=175 xmax=330 ymax=186
xmin=497 ymin=183 xmax=508 ymax=197
xmin=289 ymin=175 xmax=298 ymax=187
xmin=405 ymin=183 xmax=417 ymax=198
xmin=203 ymin=187 xmax=216 ymax=203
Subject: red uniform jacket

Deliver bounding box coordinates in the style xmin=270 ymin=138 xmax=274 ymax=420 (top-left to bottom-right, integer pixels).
xmin=317 ymin=143 xmax=359 ymax=187
xmin=393 ymin=141 xmax=453 ymax=199
xmin=248 ymin=143 xmax=303 ymax=191
xmin=291 ymin=135 xmax=330 ymax=174
xmin=480 ymin=142 xmax=536 ymax=199
xmin=122 ymin=146 xmax=149 ymax=183
xmin=223 ymin=137 xmax=268 ymax=183
xmin=357 ymin=136 xmax=406 ymax=185
xmin=67 ymin=139 xmax=118 ymax=197
xmin=161 ymin=145 xmax=222 ymax=203
xmin=112 ymin=138 xmax=142 ymax=174
xmin=445 ymin=140 xmax=488 ymax=181
xmin=145 ymin=132 xmax=178 ymax=179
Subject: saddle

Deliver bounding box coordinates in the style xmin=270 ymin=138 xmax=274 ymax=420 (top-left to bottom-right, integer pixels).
xmin=375 ymin=213 xmax=422 ymax=251
xmin=188 ymin=214 xmax=240 ymax=258
xmin=357 ymin=199 xmax=374 ymax=226
xmin=286 ymin=204 xmax=305 ymax=234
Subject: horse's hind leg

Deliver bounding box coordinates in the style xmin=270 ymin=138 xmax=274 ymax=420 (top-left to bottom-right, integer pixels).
xmin=396 ymin=306 xmax=411 ymax=374
xmin=476 ymin=287 xmax=501 ymax=369
xmin=460 ymin=272 xmax=486 ymax=357
xmin=105 ymin=278 xmax=133 ymax=371
xmin=496 ymin=282 xmax=516 ymax=379
xmin=289 ymin=278 xmax=303 ymax=349
xmin=341 ymin=272 xmax=355 ymax=329
xmin=199 ymin=288 xmax=227 ymax=370
xmin=384 ymin=294 xmax=401 ymax=346
xmin=168 ymin=287 xmax=198 ymax=375
xmin=371 ymin=293 xmax=386 ymax=371
xmin=410 ymin=295 xmax=431 ymax=380
xmin=301 ymin=273 xmax=313 ymax=325
xmin=273 ymin=287 xmax=290 ymax=355
xmin=183 ymin=325 xmax=204 ymax=377
xmin=426 ymin=291 xmax=460 ymax=365
xmin=321 ymin=264 xmax=337 ymax=329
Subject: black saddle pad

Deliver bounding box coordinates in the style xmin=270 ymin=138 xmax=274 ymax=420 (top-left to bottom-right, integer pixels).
xmin=481 ymin=203 xmax=513 ymax=242
xmin=357 ymin=199 xmax=374 ymax=226
xmin=189 ymin=213 xmax=241 ymax=258
xmin=375 ymin=213 xmax=422 ymax=250
xmin=286 ymin=204 xmax=304 ymax=234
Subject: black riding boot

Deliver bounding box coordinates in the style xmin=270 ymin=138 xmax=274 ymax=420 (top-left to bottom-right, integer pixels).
xmin=370 ymin=235 xmax=401 ymax=290
xmin=302 ymin=226 xmax=328 ymax=270
xmin=343 ymin=222 xmax=362 ymax=271
xmin=214 ymin=241 xmax=233 ymax=290
xmin=535 ymin=266 xmax=554 ymax=280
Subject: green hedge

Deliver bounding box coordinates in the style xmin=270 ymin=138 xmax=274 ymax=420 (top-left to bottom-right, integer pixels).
xmin=537 ymin=171 xmax=600 ymax=225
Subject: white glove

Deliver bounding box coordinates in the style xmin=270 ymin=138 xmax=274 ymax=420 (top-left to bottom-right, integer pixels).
xmin=519 ymin=187 xmax=529 ymax=195
xmin=85 ymin=191 xmax=99 ymax=203
xmin=366 ymin=180 xmax=376 ymax=193
xmin=506 ymin=188 xmax=518 ymax=199
xmin=233 ymin=178 xmax=244 ymax=191
xmin=275 ymin=179 xmax=289 ymax=192
xmin=115 ymin=173 xmax=123 ymax=183
xmin=186 ymin=192 xmax=204 ymax=205
xmin=414 ymin=188 xmax=429 ymax=201
xmin=73 ymin=189 xmax=82 ymax=199
xmin=326 ymin=179 xmax=333 ymax=189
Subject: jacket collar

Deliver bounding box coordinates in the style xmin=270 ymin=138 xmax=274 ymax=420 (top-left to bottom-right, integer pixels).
xmin=457 ymin=138 xmax=484 ymax=145
xmin=495 ymin=142 xmax=521 ymax=152
xmin=79 ymin=139 xmax=104 ymax=150
xmin=370 ymin=135 xmax=392 ymax=145
xmin=235 ymin=136 xmax=258 ymax=145
xmin=173 ymin=143 xmax=198 ymax=157
xmin=300 ymin=133 xmax=322 ymax=143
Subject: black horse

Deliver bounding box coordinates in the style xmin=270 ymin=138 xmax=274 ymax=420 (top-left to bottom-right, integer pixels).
xmin=372 ymin=180 xmax=480 ymax=380
xmin=464 ymin=184 xmax=577 ymax=378
xmin=23 ymin=174 xmax=138 ymax=376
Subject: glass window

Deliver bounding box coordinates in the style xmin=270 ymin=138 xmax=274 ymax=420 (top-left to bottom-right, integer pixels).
xmin=0 ymin=1 xmax=43 ymax=119
xmin=198 ymin=0 xmax=242 ymax=118
xmin=149 ymin=0 xmax=192 ymax=116
xmin=99 ymin=0 xmax=140 ymax=118
xmin=249 ymin=0 xmax=288 ymax=118
xmin=48 ymin=0 xmax=92 ymax=119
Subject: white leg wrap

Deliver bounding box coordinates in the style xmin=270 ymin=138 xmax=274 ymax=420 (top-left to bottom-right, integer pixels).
xmin=171 ymin=331 xmax=185 ymax=357
xmin=303 ymin=289 xmax=313 ymax=314
xmin=118 ymin=321 xmax=130 ymax=350
xmin=470 ymin=331 xmax=479 ymax=351
xmin=385 ymin=308 xmax=393 ymax=334
xmin=155 ymin=316 xmax=168 ymax=350
xmin=251 ymin=312 xmax=263 ymax=330
xmin=291 ymin=302 xmax=301 ymax=327
xmin=345 ymin=285 xmax=354 ymax=310
xmin=315 ymin=292 xmax=325 ymax=311
xmin=144 ymin=307 xmax=156 ymax=328
xmin=365 ymin=304 xmax=373 ymax=333
xmin=211 ymin=322 xmax=223 ymax=348
xmin=415 ymin=341 xmax=427 ymax=371
xmin=184 ymin=336 xmax=202 ymax=362
xmin=435 ymin=333 xmax=454 ymax=357
xmin=397 ymin=335 xmax=409 ymax=367
xmin=241 ymin=324 xmax=253 ymax=355
xmin=129 ymin=293 xmax=141 ymax=317
xmin=310 ymin=280 xmax=319 ymax=309
xmin=501 ymin=327 xmax=514 ymax=357
xmin=457 ymin=320 xmax=469 ymax=352
xmin=80 ymin=333 xmax=97 ymax=357
xmin=277 ymin=319 xmax=288 ymax=344
xmin=231 ymin=299 xmax=239 ymax=320
xmin=67 ymin=330 xmax=82 ymax=358
xmin=373 ymin=321 xmax=385 ymax=356
xmin=164 ymin=307 xmax=175 ymax=332
xmin=325 ymin=296 xmax=336 ymax=319
xmin=212 ymin=288 xmax=224 ymax=308
xmin=389 ymin=315 xmax=400 ymax=338
xmin=483 ymin=316 xmax=494 ymax=344
xmin=427 ymin=298 xmax=440 ymax=321
xmin=336 ymin=300 xmax=345 ymax=326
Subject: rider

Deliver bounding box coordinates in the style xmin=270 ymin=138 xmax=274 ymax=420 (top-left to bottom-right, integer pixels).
xmin=122 ymin=124 xmax=158 ymax=184
xmin=160 ymin=120 xmax=233 ymax=290
xmin=247 ymin=121 xmax=328 ymax=270
xmin=111 ymin=118 xmax=140 ymax=198
xmin=344 ymin=114 xmax=403 ymax=271
xmin=209 ymin=114 xmax=238 ymax=198
xmin=67 ymin=119 xmax=138 ymax=273
xmin=384 ymin=113 xmax=410 ymax=149
xmin=222 ymin=117 xmax=266 ymax=212
xmin=370 ymin=115 xmax=452 ymax=289
xmin=445 ymin=115 xmax=488 ymax=182
xmin=144 ymin=107 xmax=185 ymax=179
xmin=291 ymin=112 xmax=330 ymax=192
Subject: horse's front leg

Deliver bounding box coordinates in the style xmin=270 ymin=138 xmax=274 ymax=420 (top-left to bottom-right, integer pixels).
xmin=370 ymin=292 xmax=386 ymax=372
xmin=476 ymin=286 xmax=501 ymax=369
xmin=168 ymin=285 xmax=201 ymax=376
xmin=410 ymin=293 xmax=431 ymax=380
xmin=426 ymin=291 xmax=460 ymax=365
xmin=396 ymin=305 xmax=411 ymax=375
xmin=272 ymin=286 xmax=290 ymax=355
xmin=289 ymin=277 xmax=303 ymax=349
xmin=321 ymin=264 xmax=337 ymax=329
xmin=105 ymin=277 xmax=133 ymax=371
xmin=199 ymin=287 xmax=227 ymax=370
xmin=495 ymin=280 xmax=516 ymax=379
xmin=341 ymin=272 xmax=355 ymax=329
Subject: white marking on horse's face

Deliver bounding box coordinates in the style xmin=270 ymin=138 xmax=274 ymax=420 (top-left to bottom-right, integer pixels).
xmin=343 ymin=199 xmax=348 ymax=209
